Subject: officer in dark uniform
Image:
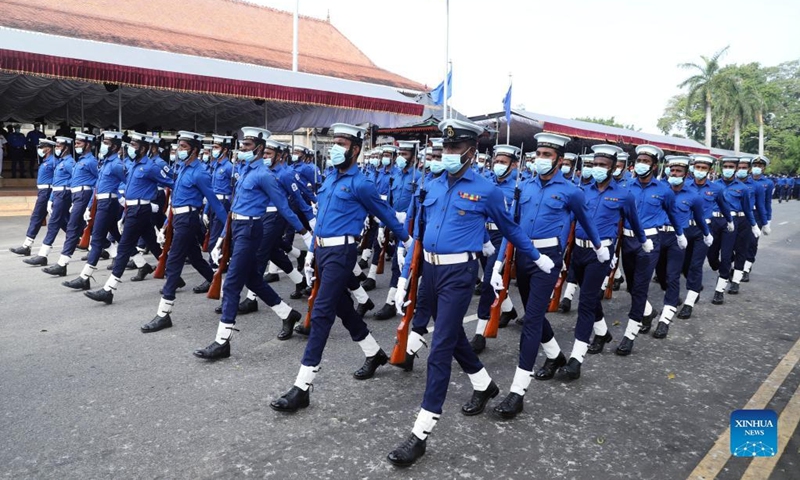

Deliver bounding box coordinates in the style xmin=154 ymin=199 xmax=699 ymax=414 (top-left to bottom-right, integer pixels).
xmin=83 ymin=132 xmax=174 ymax=304
xmin=386 ymin=120 xmax=543 ymax=467
xmin=270 ymin=123 xmax=409 ymax=413
xmin=63 ymin=131 xmax=127 ymax=290
xmin=728 ymin=157 xmax=764 ymax=294
xmin=23 ymin=136 xmax=75 ymax=267
xmin=362 ymin=144 xmax=398 ymax=291
xmin=742 ymin=155 xmax=773 ymax=282
xmin=9 ymin=138 xmax=57 ymax=257
xmin=140 ymin=131 xmax=228 ymax=333
xmin=42 ymin=132 xmax=99 ymax=276
xmin=193 ymin=128 xmax=310 ymax=358
xmin=198 ymin=134 xmax=234 ymax=286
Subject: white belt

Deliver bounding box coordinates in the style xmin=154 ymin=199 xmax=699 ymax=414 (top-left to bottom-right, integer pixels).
xmin=70 ymin=186 xmax=92 ymax=193
xmin=486 ymin=222 xmax=499 ymax=231
xmin=316 ymin=235 xmax=356 ymax=247
xmin=157 ymin=187 xmax=165 ymax=191
xmin=37 ymin=184 xmax=51 ymax=190
xmin=423 ymin=250 xmax=476 ymax=265
xmin=127 ymin=199 xmax=151 ymax=206
xmin=172 ymin=206 xmax=197 ymax=215
xmin=659 ymin=225 xmax=675 ymax=233
xmin=380 ymin=194 xmax=388 ymax=201
xmin=575 ymin=238 xmax=612 ymax=248
xmin=96 ymin=193 xmax=118 ymax=200
xmin=532 ymin=237 xmax=559 ymax=248
xmin=265 ymin=206 xmax=278 ymax=213
xmin=624 ymin=227 xmax=658 ymax=237
xmin=216 ymin=194 xmax=230 ymax=200
xmin=689 ymin=219 xmax=711 ymax=226
xmin=232 ymin=213 xmax=260 ymax=221
xmin=728 ymin=211 xmax=745 ymax=217
xmin=50 ymin=186 xmax=67 ymax=192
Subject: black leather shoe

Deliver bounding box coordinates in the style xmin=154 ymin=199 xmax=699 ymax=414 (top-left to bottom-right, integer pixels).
xmin=561 ymin=358 xmax=582 ymax=380
xmin=558 ymin=297 xmax=571 ymax=313
xmin=238 ymin=297 xmax=258 ymax=314
xmin=160 ymin=277 xmax=185 ymax=294
xmin=712 ymin=291 xmax=725 ymax=305
xmin=461 ymin=381 xmax=499 ymax=416
xmin=677 ymin=304 xmax=693 ymax=319
xmin=9 ymin=245 xmax=31 ymax=256
xmin=470 ymin=334 xmax=486 ymax=354
xmin=353 ymin=349 xmax=388 ymax=379
xmin=356 ymin=271 xmax=367 ymax=282
xmin=297 ymin=250 xmax=307 ymax=272
xmin=130 ymin=263 xmax=154 ymax=282
xmin=473 ymin=282 xmax=483 ymax=296
xmin=141 ymin=314 xmax=173 ymax=333
xmin=23 ymin=255 xmax=47 ymax=266
xmin=615 ymin=337 xmax=634 ymax=356
xmin=587 ymin=332 xmax=613 ymax=354
xmin=393 ymin=352 xmax=416 ymax=372
xmin=192 ymin=280 xmax=211 ymax=294
xmin=62 ymin=276 xmax=91 ymax=290
xmin=83 ymin=250 xmax=109 ymax=261
xmin=294 ymin=323 xmax=310 ymax=336
xmin=126 ymin=259 xmax=137 ymax=270
xmin=534 ymin=353 xmax=566 ymax=380
xmin=728 ymin=282 xmax=740 ymax=295
xmin=493 ymin=392 xmax=524 ymax=419
xmin=612 ymin=277 xmax=624 ymax=291
xmin=214 ymin=304 xmax=223 ymax=314
xmin=84 ymin=288 xmax=113 ymax=304
xmin=362 ymin=278 xmax=376 ymax=291
xmin=387 ymin=433 xmax=426 ymax=467
xmin=106 ymin=263 xmax=114 ymax=270
xmin=278 ymin=310 xmax=301 ymax=340
xmin=264 ymin=273 xmax=279 ymax=283
xmin=639 ymin=311 xmax=656 ymax=334
xmin=653 ymin=321 xmax=669 ymax=339
xmin=356 ymin=299 xmax=375 ymax=317
xmin=373 ymin=303 xmax=397 ymax=320
xmin=499 ymin=307 xmax=518 ymax=328
xmin=193 ymin=341 xmax=230 ymax=360
xmin=358 ymin=258 xmax=369 ymax=270
xmin=290 ymin=279 xmax=307 ymax=300
xmin=42 ymin=263 xmax=67 ymax=276
xmin=270 ymin=386 xmax=310 ymax=412
xmin=742 ymin=271 xmax=750 ymax=283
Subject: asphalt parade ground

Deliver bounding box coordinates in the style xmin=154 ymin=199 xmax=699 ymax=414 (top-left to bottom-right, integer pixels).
xmin=1 ymin=202 xmax=799 ymax=479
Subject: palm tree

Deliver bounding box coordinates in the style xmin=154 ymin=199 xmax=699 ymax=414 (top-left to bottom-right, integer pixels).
xmin=678 ymin=46 xmax=730 ymax=148
xmin=716 ymin=67 xmax=756 ymax=154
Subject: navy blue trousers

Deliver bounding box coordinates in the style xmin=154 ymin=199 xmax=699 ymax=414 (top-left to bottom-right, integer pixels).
xmin=621 ymin=233 xmax=661 ymax=322
xmin=571 ymin=245 xmax=611 ymax=343
xmin=659 ymin=232 xmax=685 ymax=307
xmin=25 ymin=188 xmax=51 ymax=239
xmin=87 ymin=199 xmax=120 ymax=266
xmin=42 ymin=190 xmax=71 ymax=246
xmin=111 ymin=205 xmax=162 ymax=278
xmin=207 ymin=198 xmax=230 ymax=248
xmin=706 ymin=217 xmax=735 ymax=280
xmin=302 ymin=241 xmax=370 ymax=367
xmin=732 ymin=217 xmax=752 ymax=271
xmin=410 ymin=274 xmax=432 ymax=335
xmin=515 ymin=246 xmax=562 ymax=370
xmin=255 ymin=212 xmax=287 ymax=276
xmin=421 ymin=258 xmax=483 ymax=414
xmin=162 ymin=211 xmax=215 ymax=301
xmin=62 ymin=189 xmax=92 ymax=257
xmin=682 ymin=225 xmax=709 ymax=292
xmin=476 ymin=230 xmax=505 ymax=320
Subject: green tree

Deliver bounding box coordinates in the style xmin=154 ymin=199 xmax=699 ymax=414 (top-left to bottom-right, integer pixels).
xmin=573 ymin=116 xmax=639 ymax=131
xmin=678 ymin=46 xmax=729 ymax=148
xmin=716 ymin=64 xmax=758 ymax=154
xmin=657 ymin=94 xmax=708 ymax=141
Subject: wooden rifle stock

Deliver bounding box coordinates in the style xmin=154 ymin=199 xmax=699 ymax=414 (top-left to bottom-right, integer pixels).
xmin=603 ymin=220 xmax=625 ymax=300
xmin=301 ymin=263 xmax=320 ymax=332
xmin=547 ymin=223 xmax=576 ymax=312
xmin=207 ymin=211 xmax=232 ymax=300
xmin=202 ymin=224 xmax=210 ymax=252
xmin=153 ymin=208 xmax=173 ymax=279
xmin=485 ymin=242 xmax=515 ymax=339
xmin=77 ymin=194 xmax=97 ymax=250
xmin=389 ymin=238 xmax=422 ymax=365
xmin=376 ymin=227 xmax=390 ymax=274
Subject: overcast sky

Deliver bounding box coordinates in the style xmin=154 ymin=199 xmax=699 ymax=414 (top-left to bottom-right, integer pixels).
xmin=252 ymin=0 xmax=800 ymax=135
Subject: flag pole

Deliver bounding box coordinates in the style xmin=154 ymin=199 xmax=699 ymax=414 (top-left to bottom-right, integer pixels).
xmin=443 ymin=0 xmax=450 ymax=120
xmin=506 ymin=73 xmax=512 ymax=143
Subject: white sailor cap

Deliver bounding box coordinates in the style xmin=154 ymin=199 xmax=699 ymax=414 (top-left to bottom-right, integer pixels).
xmin=398 ymin=140 xmax=419 ymax=151
xmin=439 ymin=119 xmax=484 ymax=143
xmin=752 ymin=155 xmax=770 ymax=166
xmin=177 ymin=130 xmax=204 ymax=142
xmin=429 ymin=138 xmax=444 ymax=150
xmin=291 ymin=144 xmax=305 ymax=153
xmin=635 ymin=144 xmax=664 ymax=160
xmin=524 ymin=151 xmax=536 ymax=159
xmin=666 ymin=155 xmax=691 ymax=168
xmin=170 ymin=143 xmax=179 ymax=150
xmin=494 ymin=144 xmax=521 ymax=160
xmin=563 ymin=152 xmax=578 ymax=162
xmin=422 ymin=147 xmax=432 ymax=155
xmin=477 ymin=153 xmax=489 ymax=161
xmin=618 ymin=152 xmax=630 ymax=162
xmin=690 ymin=154 xmax=716 ymax=165
xmin=591 ymin=144 xmax=624 ymax=160
xmin=148 ymin=133 xmax=160 ymax=144
xmin=202 ymin=144 xmax=214 ymax=151
xmin=129 ymin=131 xmax=149 ymax=143
xmin=241 ymin=127 xmax=271 ymax=142
xmin=54 ymin=136 xmax=73 ymax=145
xmin=39 ymin=138 xmax=56 ymax=147
xmin=263 ymin=139 xmax=282 ymax=151
xmin=534 ymin=132 xmax=571 ymax=151
xmin=331 ymin=123 xmax=366 ymax=142
xmin=720 ymin=156 xmax=740 ymax=165
xmin=75 ymin=132 xmax=95 ymax=142
xmin=277 ymin=141 xmax=291 ymax=151
xmin=737 ymin=156 xmax=753 ymax=165
xmin=101 ymin=131 xmax=124 ymax=140
xmin=580 ymin=154 xmax=596 ymax=164
xmin=211 ymin=134 xmax=233 ymax=146
xmin=375 ymin=135 xmax=396 ymax=146
xmin=381 ymin=145 xmax=399 ymax=155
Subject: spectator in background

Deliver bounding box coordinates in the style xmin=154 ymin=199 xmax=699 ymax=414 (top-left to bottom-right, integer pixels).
xmin=54 ymin=122 xmax=71 ymax=138
xmin=0 ymin=130 xmax=7 ymax=178
xmin=7 ymin=124 xmax=26 ymax=178
xmin=26 ymin=123 xmax=46 ymax=178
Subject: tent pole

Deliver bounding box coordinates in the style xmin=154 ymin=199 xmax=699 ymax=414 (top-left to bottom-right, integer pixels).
xmin=118 ymin=87 xmax=122 ymax=131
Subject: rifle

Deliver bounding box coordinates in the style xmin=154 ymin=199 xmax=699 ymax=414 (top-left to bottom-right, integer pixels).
xmin=296 ymin=262 xmax=320 ymax=335
xmin=207 ymin=211 xmax=232 ymax=299
xmin=153 ymin=188 xmax=173 ymax=279
xmin=202 ymin=222 xmax=210 ymax=252
xmin=390 ymin=141 xmax=423 ymax=366
xmin=77 ymin=192 xmax=97 ymax=250
xmin=547 ymin=222 xmax=575 ymax=312
xmin=604 ymin=219 xmax=625 ymax=300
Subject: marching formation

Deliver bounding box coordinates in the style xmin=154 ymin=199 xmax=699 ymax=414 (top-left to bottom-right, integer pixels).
xmin=9 ymin=118 xmax=776 ymax=467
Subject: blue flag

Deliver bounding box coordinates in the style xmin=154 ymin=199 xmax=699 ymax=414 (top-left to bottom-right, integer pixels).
xmin=430 ymin=68 xmax=452 ymax=106
xmin=503 ymin=84 xmax=512 ymax=125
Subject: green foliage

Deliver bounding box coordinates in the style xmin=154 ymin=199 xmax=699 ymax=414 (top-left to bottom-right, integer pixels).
xmin=573 ymin=116 xmax=639 ymax=131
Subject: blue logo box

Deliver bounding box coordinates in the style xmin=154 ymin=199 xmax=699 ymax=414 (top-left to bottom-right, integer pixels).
xmin=730 ymin=409 xmax=778 ymax=457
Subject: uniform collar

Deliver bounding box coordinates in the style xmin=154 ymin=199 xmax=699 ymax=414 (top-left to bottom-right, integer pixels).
xmin=533 ymin=168 xmax=567 ymax=187
xmin=338 ymin=162 xmax=359 ymax=177
xmin=633 ymin=176 xmax=660 ymax=188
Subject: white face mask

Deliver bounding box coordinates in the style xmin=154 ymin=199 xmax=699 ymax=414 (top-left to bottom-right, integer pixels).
xmin=477 ymin=161 xmax=485 ymax=168
xmin=329 ymin=144 xmax=348 ymax=166
xmin=561 ymin=165 xmax=572 ymax=176
xmin=37 ymin=148 xmax=46 ymax=158
xmin=212 ymin=149 xmax=222 ymax=159
xmin=694 ymin=170 xmax=708 ymax=180
xmin=534 ymin=158 xmax=554 ymax=175
xmin=381 ymin=157 xmax=391 ymax=167
xmin=127 ymin=145 xmax=137 ymax=159
xmin=291 ymin=154 xmax=300 ymax=162
xmin=99 ymin=144 xmax=110 ymax=156
xmin=75 ymin=147 xmax=84 ymax=155
xmin=54 ymin=148 xmax=63 ymax=157
xmin=613 ymin=167 xmax=623 ymax=177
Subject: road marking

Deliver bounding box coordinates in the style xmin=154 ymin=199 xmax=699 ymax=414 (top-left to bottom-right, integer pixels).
xmin=689 ymin=334 xmax=800 ymax=480
xmin=741 ymin=381 xmax=800 ymax=479
xmin=779 ymin=221 xmax=788 ymax=225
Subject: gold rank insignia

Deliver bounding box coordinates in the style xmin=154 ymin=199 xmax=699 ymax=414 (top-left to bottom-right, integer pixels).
xmin=446 ymin=126 xmax=455 ymax=138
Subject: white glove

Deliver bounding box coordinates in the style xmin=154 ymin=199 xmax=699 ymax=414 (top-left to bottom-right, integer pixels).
xmin=395 ymin=277 xmax=409 ymax=315
xmin=610 ymin=254 xmax=618 ymax=270
xmin=676 ymin=234 xmax=688 ymax=250
xmin=117 ymin=218 xmax=124 ymax=233
xmin=396 ymin=211 xmax=407 ymax=224
xmin=119 ymin=197 xmax=126 ymax=208
xmin=69 ymin=204 xmax=73 ymax=213
xmin=703 ymin=233 xmax=714 ymax=247
xmin=363 ymin=216 xmax=371 ymax=230
xmin=210 ymin=237 xmax=224 ymax=264
xmin=762 ymin=222 xmax=771 ymax=235
xmin=397 ymin=244 xmax=407 ymax=271
xmin=534 ymin=254 xmax=555 ymax=274
xmin=378 ymin=227 xmax=386 ymax=245
xmin=303 ymin=251 xmax=315 ymax=284
xmin=594 ymin=245 xmax=610 ymax=263
xmin=751 ymin=225 xmax=762 ymax=239
xmin=402 ymin=236 xmax=413 ymax=249
xmin=202 ymin=214 xmax=209 ymax=227
xmin=83 ymin=208 xmax=91 ymax=222
xmin=482 ymin=240 xmax=496 ymax=257
xmin=47 ymin=200 xmax=53 ymax=215
xmin=308 ymin=217 xmax=316 ymax=231
xmin=642 ymin=239 xmax=654 ymax=253
xmin=726 ymin=221 xmax=735 ymax=233
xmin=490 ymin=268 xmax=505 ymax=292
xmin=156 ymin=228 xmax=166 ymax=244
xmin=150 ymin=203 xmax=159 ymax=213
xmin=312 ymin=203 xmax=318 ymax=216
xmin=301 ymin=231 xmax=313 ymax=249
